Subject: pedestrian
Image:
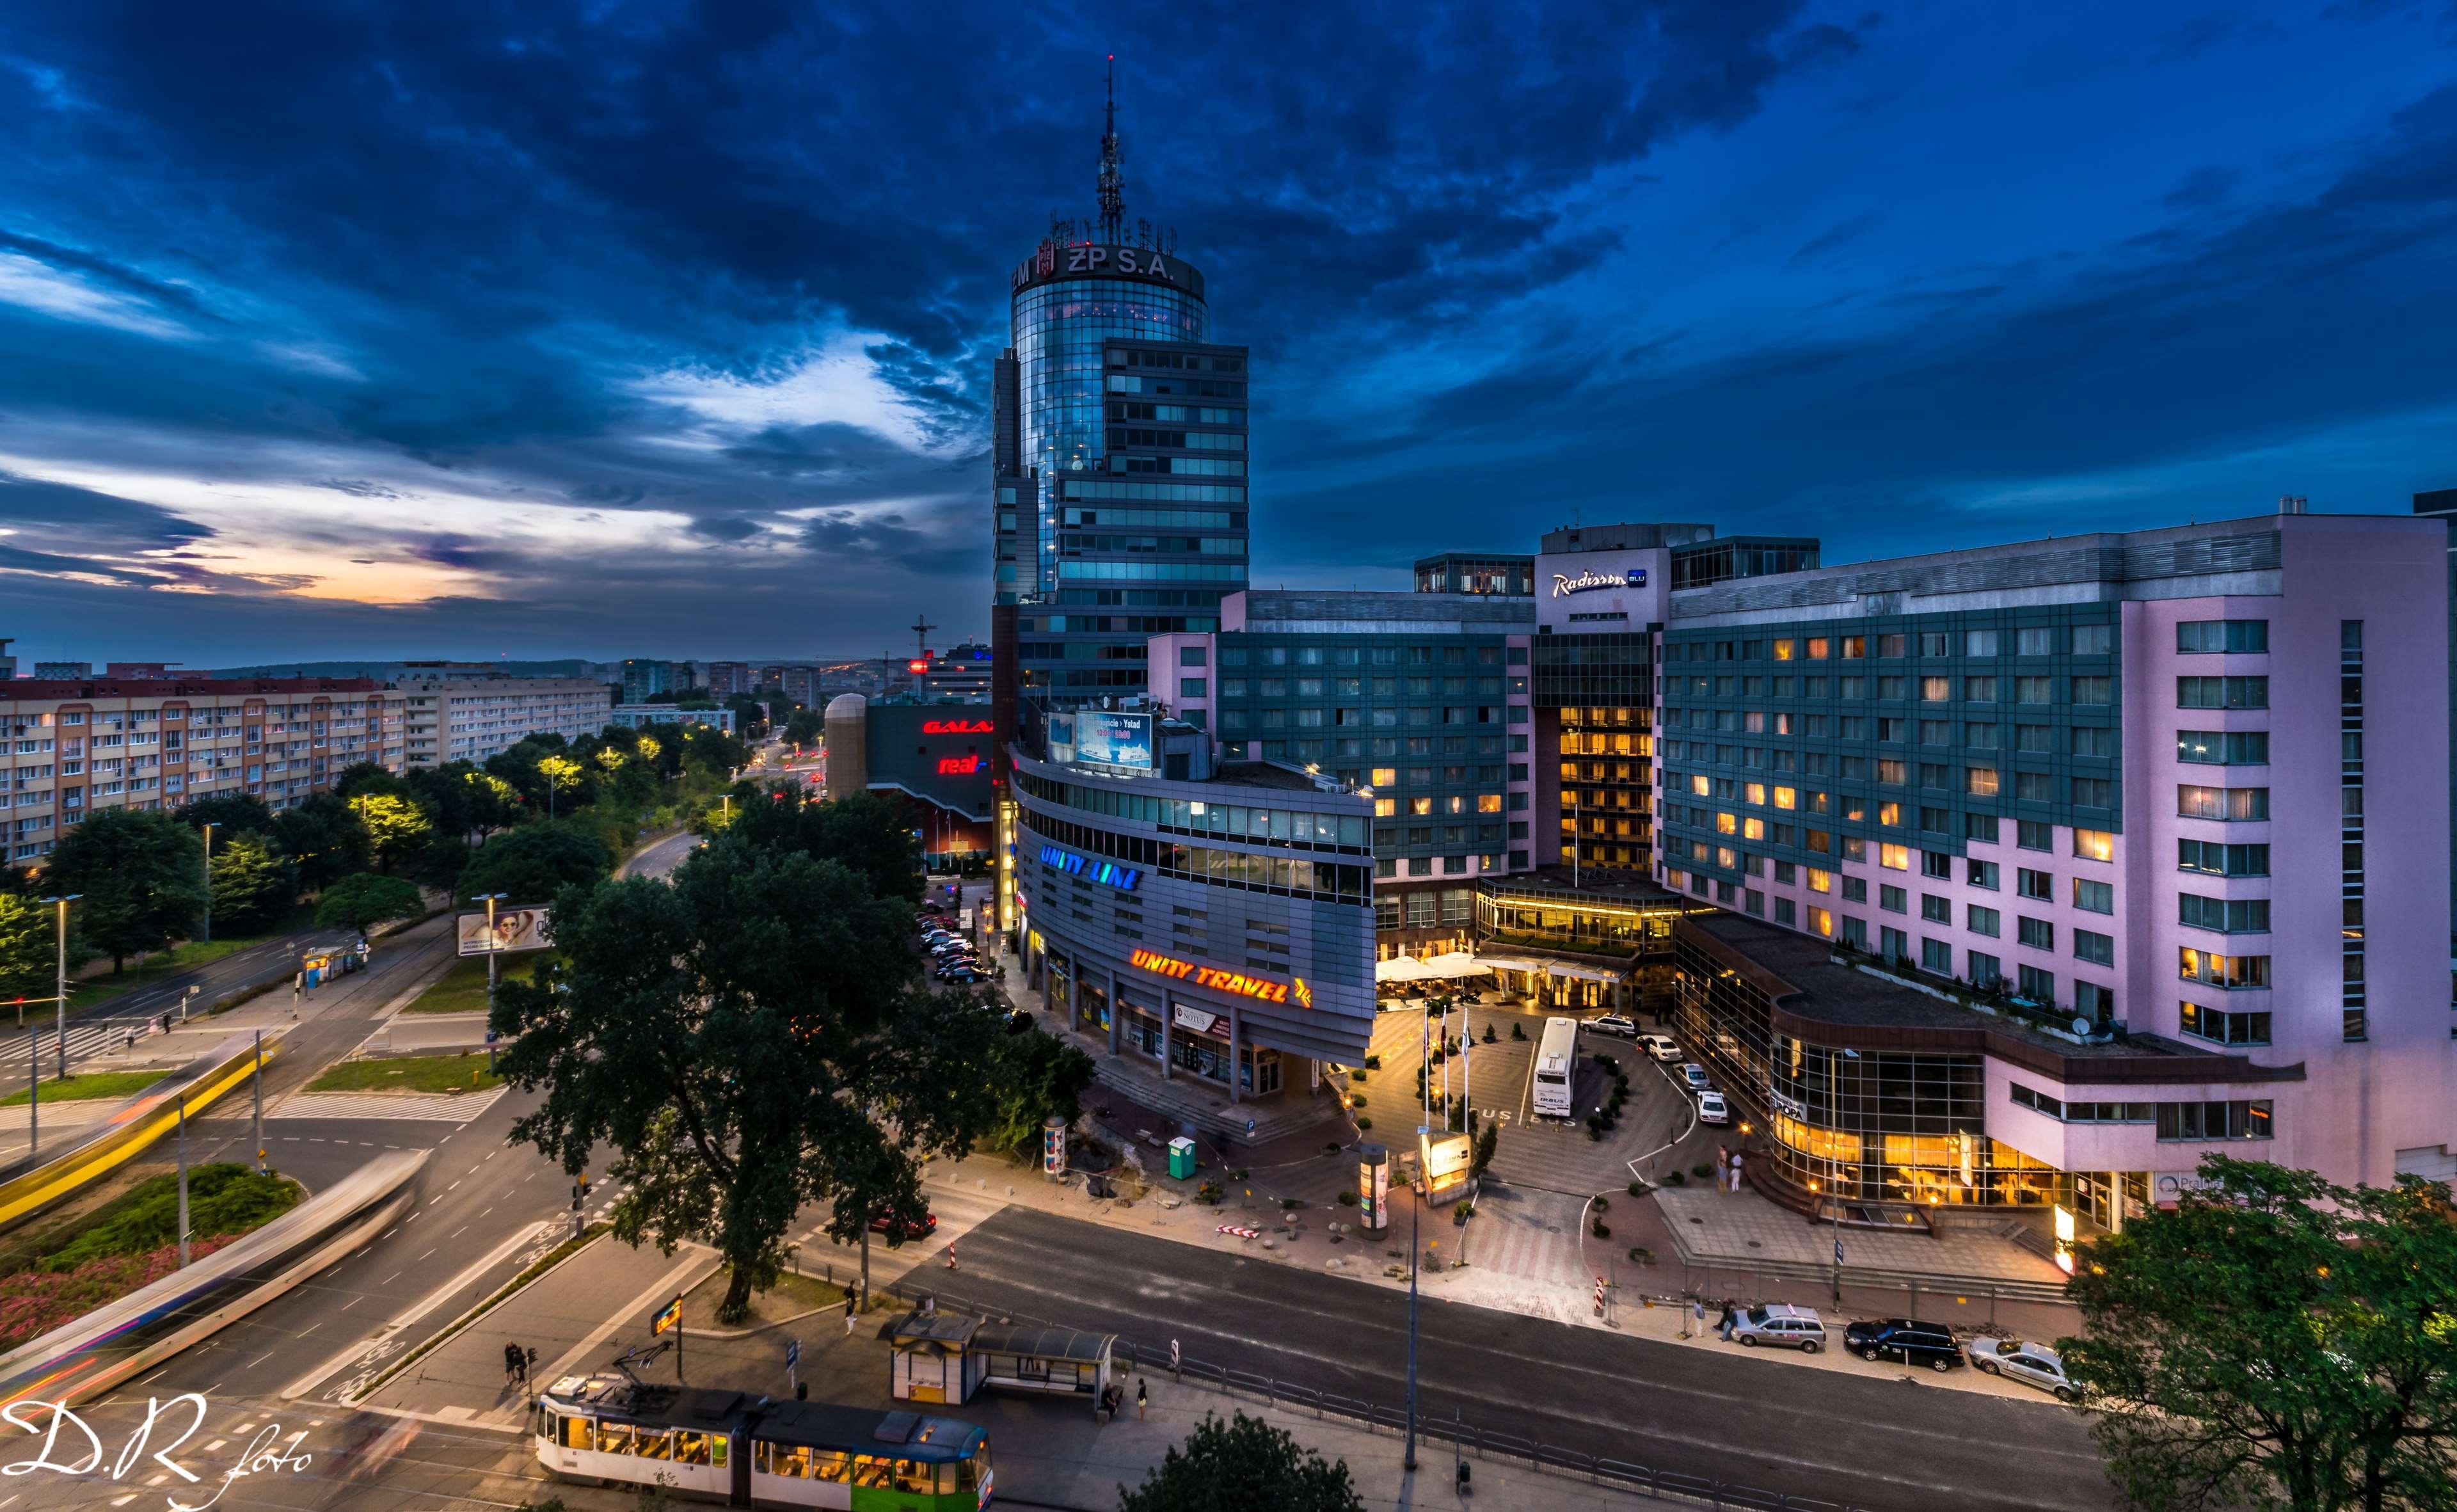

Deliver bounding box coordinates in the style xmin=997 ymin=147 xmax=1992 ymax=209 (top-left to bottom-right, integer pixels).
xmin=504 ymin=1342 xmax=523 ymax=1388
xmin=1689 ymin=1298 xmax=1706 ymax=1339
xmin=1718 ymin=1300 xmax=1737 ymax=1342
xmin=1715 ymin=1144 xmax=1729 ymax=1184
xmin=845 ymin=1294 xmax=859 ymax=1335
xmin=1136 ymin=1377 xmax=1148 ymax=1421
xmin=1729 ymin=1152 xmax=1744 ymax=1193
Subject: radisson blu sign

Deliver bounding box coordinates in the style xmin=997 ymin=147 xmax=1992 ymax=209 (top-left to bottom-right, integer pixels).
xmin=1552 ymin=567 xmax=1647 ymax=597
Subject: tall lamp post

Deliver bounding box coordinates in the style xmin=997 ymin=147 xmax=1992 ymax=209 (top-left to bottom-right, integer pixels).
xmin=198 ymin=822 xmax=216 ymax=945
xmin=38 ymin=894 xmax=78 ymax=1081
xmin=1406 ymin=1005 xmax=1428 ymax=1473
xmin=472 ymin=894 xmax=509 ymax=1048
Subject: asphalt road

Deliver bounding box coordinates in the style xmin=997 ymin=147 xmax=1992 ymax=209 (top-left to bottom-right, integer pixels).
xmin=0 ymin=929 xmax=330 ymax=1092
xmin=896 ymin=1206 xmax=2112 ymax=1512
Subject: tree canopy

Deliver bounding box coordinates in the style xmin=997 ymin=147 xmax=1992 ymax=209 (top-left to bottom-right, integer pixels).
xmin=0 ymin=893 xmax=87 ymax=1001
xmin=2062 ymin=1156 xmax=2457 ymax=1512
xmin=723 ymin=792 xmax=921 ymax=903
xmin=351 ymin=792 xmax=434 ymax=873
xmin=493 ymin=824 xmax=996 ymax=1323
xmin=209 ymin=831 xmax=297 ymax=935
xmin=312 ymin=872 xmax=425 ymax=934
xmin=456 ymin=824 xmax=612 ymax=907
xmin=47 ymin=809 xmax=207 ymax=972
xmin=1117 ymin=1413 xmax=1367 ymax=1512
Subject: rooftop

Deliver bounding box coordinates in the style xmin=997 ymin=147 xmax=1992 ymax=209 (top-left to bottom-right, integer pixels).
xmin=1486 ymin=868 xmax=1691 ymax=906
xmin=1678 ymin=911 xmax=2299 ymax=1085
xmin=0 ymin=677 xmax=381 ymax=701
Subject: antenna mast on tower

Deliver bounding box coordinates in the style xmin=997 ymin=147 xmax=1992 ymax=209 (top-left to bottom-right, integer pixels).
xmin=1096 ymin=54 xmax=1125 ymax=246
xmin=910 ymin=614 xmax=938 ymax=662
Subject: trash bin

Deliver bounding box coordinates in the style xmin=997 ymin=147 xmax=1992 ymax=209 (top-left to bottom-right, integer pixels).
xmin=1167 ymin=1136 xmax=1197 ymax=1181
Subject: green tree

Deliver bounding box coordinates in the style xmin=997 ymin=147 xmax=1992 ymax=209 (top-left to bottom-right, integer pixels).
xmin=1117 ymin=1413 xmax=1366 ymax=1512
xmin=175 ymin=793 xmax=275 ymax=836
xmin=725 ymin=792 xmax=921 ymax=903
xmin=0 ymin=892 xmax=88 ymax=1001
xmin=493 ymin=834 xmax=1001 ymax=1324
xmin=332 ymin=761 xmax=410 ymax=799
xmin=2062 ymin=1156 xmax=2457 ymax=1512
xmin=209 ymin=832 xmax=297 ymax=935
xmin=981 ymin=1028 xmax=1098 ymax=1157
xmin=535 ymin=754 xmax=586 ymax=818
xmin=351 ymin=792 xmax=433 ymax=874
xmin=47 ymin=809 xmax=207 ymax=972
xmin=312 ymin=872 xmax=425 ymax=933
xmin=781 ymin=707 xmax=824 ymax=746
xmin=271 ymin=792 xmax=371 ymax=890
xmin=456 ymin=824 xmax=612 ymax=906
xmin=462 ymin=771 xmax=525 ymax=838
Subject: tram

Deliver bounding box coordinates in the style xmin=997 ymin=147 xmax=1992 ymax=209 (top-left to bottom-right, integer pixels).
xmin=534 ymin=1371 xmax=993 ymax=1510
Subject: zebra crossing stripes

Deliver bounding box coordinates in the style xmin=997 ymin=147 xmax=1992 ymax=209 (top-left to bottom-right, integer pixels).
xmin=1463 ymin=1200 xmax=1590 ymax=1289
xmin=270 ymin=1087 xmax=510 ymax=1122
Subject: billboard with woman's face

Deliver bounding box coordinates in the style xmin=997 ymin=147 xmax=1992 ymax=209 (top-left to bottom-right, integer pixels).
xmin=456 ymin=907 xmax=550 ymax=956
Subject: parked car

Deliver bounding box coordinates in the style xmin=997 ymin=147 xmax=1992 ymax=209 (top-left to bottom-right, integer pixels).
xmin=1588 ymin=1014 xmax=1638 ymax=1039
xmin=870 ymin=1210 xmax=938 ymax=1241
xmin=1844 ymin=1319 xmax=1964 ymax=1371
xmin=1636 ymin=1033 xmax=1682 ymax=1062
xmin=1969 ymin=1337 xmax=2079 ymax=1401
xmin=1680 ymin=1062 xmax=1711 ymax=1092
xmin=937 ymin=967 xmax=986 ymax=983
xmin=1729 ymin=1303 xmax=1825 ymax=1353
xmin=1695 ymin=1090 xmax=1730 ymax=1126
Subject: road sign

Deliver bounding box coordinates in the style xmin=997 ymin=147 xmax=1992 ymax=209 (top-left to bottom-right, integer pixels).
xmin=651 ymin=1294 xmax=683 ymax=1336
xmin=1834 ymin=1239 xmax=1845 ymax=1266
xmin=1170 ymin=1338 xmax=1181 ymax=1371
xmin=1244 ymin=1117 xmax=1256 ymax=1136
xmin=786 ymin=1338 xmax=800 ymax=1368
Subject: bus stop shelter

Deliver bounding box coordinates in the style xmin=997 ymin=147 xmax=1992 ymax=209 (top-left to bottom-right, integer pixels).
xmin=888 ymin=1310 xmax=1115 ymax=1408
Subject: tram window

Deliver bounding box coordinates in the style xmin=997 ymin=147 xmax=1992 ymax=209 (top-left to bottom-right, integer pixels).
xmin=813 ymin=1449 xmax=850 ymax=1483
xmin=938 ymin=1461 xmax=960 ymax=1493
xmin=896 ymin=1459 xmax=933 ymax=1495
xmin=761 ymin=1443 xmax=811 ymax=1477
xmin=559 ymin=1416 xmax=593 ymax=1451
xmin=634 ymin=1429 xmax=674 ymax=1461
xmin=853 ymin=1454 xmax=892 ymax=1488
xmin=958 ymin=1454 xmax=978 ymax=1491
xmin=596 ymin=1422 xmax=637 ymax=1456
xmin=711 ymin=1436 xmax=726 ymax=1469
xmin=674 ymin=1432 xmax=710 ymax=1466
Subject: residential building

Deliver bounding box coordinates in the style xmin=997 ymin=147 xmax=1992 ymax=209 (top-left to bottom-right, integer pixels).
xmin=621 ymin=658 xmax=690 ymax=703
xmin=704 ymin=661 xmax=753 ymax=699
xmin=0 ymin=676 xmax=397 ymax=864
xmin=781 ymin=667 xmax=819 ymax=708
xmin=607 ymin=704 xmax=736 ymax=736
xmin=392 ymin=667 xmax=611 ymax=766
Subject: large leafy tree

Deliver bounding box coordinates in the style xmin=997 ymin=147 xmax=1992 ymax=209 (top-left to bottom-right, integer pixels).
xmin=350 ymin=792 xmax=433 ymax=874
xmin=312 ymin=872 xmax=425 ymax=934
xmin=534 ymin=754 xmax=587 ymax=818
xmin=981 ymin=1028 xmax=1098 ymax=1158
xmin=175 ymin=793 xmax=275 ymax=836
xmin=0 ymin=892 xmax=89 ymax=1001
xmin=208 ymin=832 xmax=298 ymax=935
xmin=47 ymin=809 xmax=207 ymax=972
xmin=271 ymin=792 xmax=372 ymax=890
xmin=781 ymin=706 xmax=824 ymax=746
xmin=493 ymin=832 xmax=1001 ymax=1323
xmin=725 ymin=792 xmax=921 ymax=903
xmin=1117 ymin=1413 xmax=1367 ymax=1512
xmin=456 ymin=824 xmax=612 ymax=906
xmin=2062 ymin=1156 xmax=2457 ymax=1512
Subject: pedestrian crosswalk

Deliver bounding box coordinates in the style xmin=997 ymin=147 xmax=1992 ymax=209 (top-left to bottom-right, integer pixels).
xmin=271 ymin=1087 xmax=510 ymax=1122
xmin=1460 ymin=1193 xmax=1590 ymax=1288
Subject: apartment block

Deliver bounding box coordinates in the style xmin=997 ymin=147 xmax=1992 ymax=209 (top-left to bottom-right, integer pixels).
xmin=0 ymin=677 xmax=399 ymax=864
xmin=394 ymin=669 xmax=612 ymax=767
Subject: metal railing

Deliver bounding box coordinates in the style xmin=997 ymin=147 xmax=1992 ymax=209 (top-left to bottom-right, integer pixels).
xmin=886 ymin=1277 xmax=1872 ymax=1512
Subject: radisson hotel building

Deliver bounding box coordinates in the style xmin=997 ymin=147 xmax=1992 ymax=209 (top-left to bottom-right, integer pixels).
xmin=985 ymin=83 xmax=2457 ymax=1229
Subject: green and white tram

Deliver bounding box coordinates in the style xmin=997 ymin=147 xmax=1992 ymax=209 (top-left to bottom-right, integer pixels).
xmin=536 ymin=1373 xmax=993 ymax=1511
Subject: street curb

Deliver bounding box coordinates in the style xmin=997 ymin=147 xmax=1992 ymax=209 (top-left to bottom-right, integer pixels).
xmin=340 ymin=1223 xmax=605 ymax=1405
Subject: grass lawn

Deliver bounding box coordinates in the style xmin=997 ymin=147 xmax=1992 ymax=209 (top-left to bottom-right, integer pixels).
xmin=0 ymin=1069 xmax=166 ymax=1108
xmin=307 ymin=1053 xmax=501 ymax=1095
xmin=403 ymin=953 xmax=556 ymax=1015
xmin=680 ymin=1264 xmax=852 ymax=1333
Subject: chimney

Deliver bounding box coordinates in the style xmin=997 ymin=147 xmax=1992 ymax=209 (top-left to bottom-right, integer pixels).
xmin=2278 ymin=495 xmax=2308 ymax=514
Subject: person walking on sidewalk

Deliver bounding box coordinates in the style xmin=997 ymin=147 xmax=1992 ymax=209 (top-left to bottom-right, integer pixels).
xmin=1136 ymin=1378 xmax=1148 ymax=1421
xmin=1717 ymin=1301 xmax=1738 ymax=1342
xmin=845 ymin=1294 xmax=859 ymax=1335
xmin=504 ymin=1342 xmax=524 ymax=1389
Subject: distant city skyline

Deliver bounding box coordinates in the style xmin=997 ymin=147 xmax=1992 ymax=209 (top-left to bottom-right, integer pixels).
xmin=6 ymin=4 xmax=2457 ymax=662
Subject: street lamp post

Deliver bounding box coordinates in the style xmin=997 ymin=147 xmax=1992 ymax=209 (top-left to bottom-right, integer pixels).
xmin=38 ymin=894 xmax=79 ymax=1082
xmin=1406 ymin=1008 xmax=1428 ymax=1473
xmin=198 ymin=822 xmax=216 ymax=946
xmin=472 ymin=894 xmax=509 ymax=1056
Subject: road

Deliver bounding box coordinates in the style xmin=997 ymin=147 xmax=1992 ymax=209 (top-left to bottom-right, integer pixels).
xmin=617 ymin=827 xmax=701 ymax=880
xmin=902 ymin=1206 xmax=2111 ymax=1512
xmin=0 ymin=928 xmax=335 ymax=1092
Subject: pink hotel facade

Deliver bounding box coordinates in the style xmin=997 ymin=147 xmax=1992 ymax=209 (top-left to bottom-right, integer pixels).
xmin=1647 ymin=510 xmax=2454 ymax=1222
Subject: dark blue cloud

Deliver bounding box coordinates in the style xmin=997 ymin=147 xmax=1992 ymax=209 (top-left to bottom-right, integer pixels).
xmin=0 ymin=0 xmax=2448 ymax=659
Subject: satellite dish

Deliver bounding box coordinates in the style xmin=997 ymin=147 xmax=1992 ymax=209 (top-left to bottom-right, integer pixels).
xmin=2071 ymin=1017 xmax=2094 ymax=1037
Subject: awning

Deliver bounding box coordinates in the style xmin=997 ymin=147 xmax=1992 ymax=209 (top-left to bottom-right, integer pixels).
xmin=1417 ymin=951 xmax=1492 ymax=980
xmin=1545 ymin=962 xmax=1622 ymax=983
xmin=1375 ymin=956 xmax=1435 ymax=983
xmin=1472 ymin=955 xmax=1548 ymax=975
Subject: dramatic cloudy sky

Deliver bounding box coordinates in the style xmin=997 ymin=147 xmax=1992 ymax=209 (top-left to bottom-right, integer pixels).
xmin=5 ymin=1 xmax=2456 ymax=664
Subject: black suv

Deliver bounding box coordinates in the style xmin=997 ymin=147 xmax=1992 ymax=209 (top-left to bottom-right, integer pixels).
xmin=1843 ymin=1319 xmax=1964 ymax=1371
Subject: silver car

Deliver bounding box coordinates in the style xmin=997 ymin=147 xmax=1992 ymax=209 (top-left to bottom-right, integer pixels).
xmin=1969 ymin=1336 xmax=2079 ymax=1401
xmin=1729 ymin=1303 xmax=1825 ymax=1353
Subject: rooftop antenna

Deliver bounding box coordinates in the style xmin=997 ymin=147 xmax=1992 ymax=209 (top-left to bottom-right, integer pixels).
xmin=1097 ymin=54 xmax=1125 ymax=246
xmin=910 ymin=614 xmax=937 ymax=661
